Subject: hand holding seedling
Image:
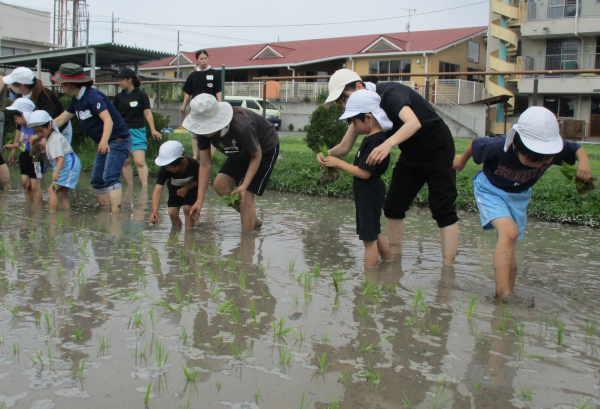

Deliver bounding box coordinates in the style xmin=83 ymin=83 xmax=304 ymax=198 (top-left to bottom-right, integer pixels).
xmin=190 ymin=201 xmax=202 ymax=220
xmin=177 ymin=186 xmax=188 ymax=197
xmin=576 ymin=161 xmax=592 ymax=182
xmin=230 ymin=186 xmax=248 ymax=206
xmin=149 ymin=211 xmax=158 ymax=223
xmin=322 ymin=156 xmax=342 ymax=169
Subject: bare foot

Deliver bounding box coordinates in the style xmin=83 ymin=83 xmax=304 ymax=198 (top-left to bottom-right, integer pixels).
xmin=254 ymin=218 xmax=263 ymax=229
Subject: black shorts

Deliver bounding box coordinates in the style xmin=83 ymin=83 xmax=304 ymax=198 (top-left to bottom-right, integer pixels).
xmin=218 ymin=144 xmax=279 ymax=196
xmin=354 ymin=177 xmax=386 ymax=241
xmin=167 ymin=186 xmax=198 ymax=208
xmin=19 ymin=151 xmax=45 ymax=179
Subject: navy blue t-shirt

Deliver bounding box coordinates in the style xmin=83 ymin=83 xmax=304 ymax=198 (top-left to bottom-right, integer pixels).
xmin=66 ymin=87 xmax=130 ymax=143
xmin=354 ymin=132 xmax=390 ymax=179
xmin=472 ymin=135 xmax=580 ymax=193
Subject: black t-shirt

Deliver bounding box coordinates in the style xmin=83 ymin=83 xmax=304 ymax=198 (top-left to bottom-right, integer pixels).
xmin=183 ymin=69 xmax=222 ymax=99
xmin=156 ymin=157 xmax=200 ymax=189
xmin=113 ymin=88 xmax=152 ymax=129
xmin=197 ymin=108 xmax=279 ymax=156
xmin=35 ymin=89 xmax=67 ymax=132
xmin=354 ymin=132 xmax=390 ymax=179
xmin=472 ymin=135 xmax=580 ymax=193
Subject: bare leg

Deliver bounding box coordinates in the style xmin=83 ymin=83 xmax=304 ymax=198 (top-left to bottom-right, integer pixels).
xmin=509 ymin=249 xmax=517 ymax=294
xmin=132 ymin=150 xmax=148 ymax=188
xmin=376 ymin=234 xmax=393 ymax=261
xmin=490 ymin=217 xmax=519 ymax=300
xmin=386 ymin=218 xmax=404 ymax=255
xmin=97 ymin=192 xmax=111 ymax=207
xmin=168 ymin=206 xmax=183 ymax=226
xmin=21 ymin=175 xmax=33 ymax=201
xmin=440 ymin=222 xmax=459 ymax=266
xmin=213 ymin=173 xmax=262 ymax=229
xmin=363 ymin=240 xmax=379 ymax=267
xmin=121 ymin=156 xmax=134 ymax=186
xmin=0 ymin=164 xmax=9 ymax=191
xmin=238 ymin=191 xmax=257 ymax=233
xmin=30 ymin=178 xmax=43 ymax=202
xmin=108 ymin=188 xmax=122 ymax=213
xmin=48 ymin=185 xmax=58 ymax=211
xmin=191 ymin=135 xmax=198 ymax=161
xmin=183 ymin=205 xmax=195 ymax=228
xmin=56 ymin=186 xmax=70 ymax=210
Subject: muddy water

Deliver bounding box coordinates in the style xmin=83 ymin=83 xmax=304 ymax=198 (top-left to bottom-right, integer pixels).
xmin=0 ymin=169 xmax=599 ymax=409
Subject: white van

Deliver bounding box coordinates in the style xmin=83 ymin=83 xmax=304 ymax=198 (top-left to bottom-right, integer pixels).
xmin=225 ymin=96 xmax=282 ymax=129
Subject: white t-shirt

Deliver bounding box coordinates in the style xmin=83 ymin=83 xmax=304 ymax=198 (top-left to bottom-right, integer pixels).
xmin=46 ymin=130 xmax=73 ymax=164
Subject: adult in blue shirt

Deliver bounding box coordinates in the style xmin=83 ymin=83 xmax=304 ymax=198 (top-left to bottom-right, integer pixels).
xmin=53 ymin=63 xmax=131 ymax=212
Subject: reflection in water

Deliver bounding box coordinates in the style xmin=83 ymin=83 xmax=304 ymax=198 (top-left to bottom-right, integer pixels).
xmin=0 ymin=168 xmax=598 ymax=408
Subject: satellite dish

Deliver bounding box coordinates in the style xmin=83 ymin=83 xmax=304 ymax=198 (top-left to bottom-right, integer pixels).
xmin=406 ymin=22 xmax=410 ymax=32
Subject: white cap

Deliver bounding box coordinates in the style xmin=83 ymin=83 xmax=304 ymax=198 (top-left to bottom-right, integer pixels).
xmin=6 ymin=98 xmax=35 ymax=121
xmin=339 ymin=89 xmax=393 ymax=131
xmin=2 ymin=67 xmax=35 ymax=85
xmin=504 ymin=106 xmax=563 ymax=154
xmin=324 ymin=69 xmax=362 ymax=108
xmin=155 ymin=140 xmax=184 ymax=166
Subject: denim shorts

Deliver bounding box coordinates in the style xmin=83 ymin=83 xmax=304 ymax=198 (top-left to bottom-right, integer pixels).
xmin=91 ymin=137 xmax=132 ymax=194
xmin=473 ymin=171 xmax=532 ymax=240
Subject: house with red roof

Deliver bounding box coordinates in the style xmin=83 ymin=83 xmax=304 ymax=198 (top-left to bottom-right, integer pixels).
xmin=139 ymin=26 xmax=488 ymax=86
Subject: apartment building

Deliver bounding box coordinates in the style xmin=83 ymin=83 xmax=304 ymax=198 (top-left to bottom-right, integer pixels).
xmin=0 ymin=3 xmax=55 ymax=57
xmin=487 ymin=0 xmax=600 ymax=137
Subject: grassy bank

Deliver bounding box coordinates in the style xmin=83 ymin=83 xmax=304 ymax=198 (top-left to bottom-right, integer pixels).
xmin=4 ymin=131 xmax=600 ymax=227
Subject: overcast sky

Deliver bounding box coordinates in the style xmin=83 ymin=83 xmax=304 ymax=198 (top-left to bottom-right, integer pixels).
xmin=10 ymin=0 xmax=489 ymax=54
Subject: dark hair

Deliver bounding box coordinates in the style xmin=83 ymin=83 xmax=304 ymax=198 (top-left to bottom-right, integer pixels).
xmin=195 ymin=49 xmax=209 ymax=60
xmin=345 ymin=113 xmax=367 ymax=124
xmin=167 ymin=157 xmax=184 ymax=167
xmin=361 ymin=75 xmax=379 ymax=84
xmin=66 ymin=80 xmax=95 ymax=89
xmin=16 ymin=79 xmax=63 ymax=113
xmin=512 ymin=132 xmax=554 ymax=163
xmin=343 ymin=80 xmax=365 ymax=92
xmin=124 ymin=75 xmax=141 ymax=88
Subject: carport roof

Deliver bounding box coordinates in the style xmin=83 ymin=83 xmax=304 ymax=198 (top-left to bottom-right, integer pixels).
xmin=0 ymin=43 xmax=173 ymax=72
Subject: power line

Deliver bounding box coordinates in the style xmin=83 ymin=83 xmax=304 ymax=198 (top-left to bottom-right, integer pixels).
xmin=0 ymin=1 xmax=51 ymax=18
xmin=90 ymin=1 xmax=488 ymax=29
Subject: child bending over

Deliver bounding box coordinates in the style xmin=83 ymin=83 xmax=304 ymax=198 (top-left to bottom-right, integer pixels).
xmin=453 ymin=107 xmax=591 ymax=303
xmin=322 ymin=90 xmax=393 ymax=267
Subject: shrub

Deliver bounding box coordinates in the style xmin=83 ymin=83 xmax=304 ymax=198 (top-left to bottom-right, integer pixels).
xmin=315 ymin=89 xmax=329 ymax=104
xmin=304 ymin=104 xmax=348 ymax=153
xmin=145 ymin=111 xmax=171 ymax=159
xmin=288 ymin=123 xmax=294 ymax=132
xmin=303 ymin=94 xmax=311 ymax=103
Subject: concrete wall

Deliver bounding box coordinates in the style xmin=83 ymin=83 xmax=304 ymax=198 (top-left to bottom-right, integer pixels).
xmin=434 ymin=104 xmax=487 ymax=138
xmin=0 ymin=4 xmax=52 ymax=55
xmin=276 ymin=101 xmax=318 ymax=131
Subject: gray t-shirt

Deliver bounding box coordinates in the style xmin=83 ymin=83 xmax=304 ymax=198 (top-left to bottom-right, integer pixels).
xmin=197 ymin=108 xmax=279 ymax=156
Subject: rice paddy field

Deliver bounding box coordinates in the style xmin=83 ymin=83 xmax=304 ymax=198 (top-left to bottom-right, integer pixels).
xmin=0 ymin=168 xmax=599 ymax=409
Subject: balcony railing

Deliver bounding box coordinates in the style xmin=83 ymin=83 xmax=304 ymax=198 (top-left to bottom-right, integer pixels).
xmin=522 ymin=0 xmax=600 ymax=20
xmin=521 ymin=53 xmax=600 ymax=77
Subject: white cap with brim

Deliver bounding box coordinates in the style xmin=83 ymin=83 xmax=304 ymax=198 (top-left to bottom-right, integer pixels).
xmin=339 ymin=89 xmax=393 ymax=131
xmin=2 ymin=67 xmax=35 ymax=85
xmin=182 ymin=94 xmax=233 ymax=135
xmin=27 ymin=110 xmax=61 ymax=133
xmin=504 ymin=106 xmax=563 ymax=154
xmin=155 ymin=140 xmax=184 ymax=166
xmin=324 ymin=69 xmax=362 ymax=108
xmin=6 ymin=98 xmax=35 ymax=121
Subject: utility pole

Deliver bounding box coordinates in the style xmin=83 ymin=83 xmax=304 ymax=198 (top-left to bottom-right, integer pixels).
xmin=176 ymin=31 xmax=181 ymax=79
xmin=399 ymin=7 xmax=417 ymax=31
xmin=111 ymin=12 xmax=120 ymax=43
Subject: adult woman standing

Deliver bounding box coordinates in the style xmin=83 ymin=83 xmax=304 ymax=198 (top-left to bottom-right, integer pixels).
xmin=113 ymin=68 xmax=162 ymax=187
xmin=53 ymin=63 xmax=131 ymax=213
xmin=186 ymin=94 xmax=279 ymax=233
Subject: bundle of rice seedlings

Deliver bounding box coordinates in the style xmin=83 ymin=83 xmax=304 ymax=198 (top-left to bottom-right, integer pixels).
xmin=222 ymin=192 xmax=242 ymax=207
xmin=317 ymin=145 xmax=340 ymax=186
xmin=560 ymin=162 xmax=596 ymax=194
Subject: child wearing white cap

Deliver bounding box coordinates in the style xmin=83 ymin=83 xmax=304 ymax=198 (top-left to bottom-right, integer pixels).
xmin=27 ymin=110 xmax=81 ymax=211
xmin=322 ymin=90 xmax=393 ymax=267
xmin=4 ymin=98 xmax=44 ymax=202
xmin=453 ymin=106 xmax=592 ymax=303
xmin=150 ymin=140 xmax=199 ymax=228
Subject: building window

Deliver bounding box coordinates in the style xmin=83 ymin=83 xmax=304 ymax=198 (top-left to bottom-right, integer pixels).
xmin=370 ymin=41 xmax=396 ymax=52
xmin=177 ymin=70 xmax=190 ymax=79
xmin=545 ymin=38 xmax=578 ymax=71
xmin=368 ymin=59 xmax=411 ymax=81
xmin=467 ymin=41 xmax=480 ymax=63
xmin=548 ymin=0 xmax=577 ymax=18
xmin=543 ymin=96 xmax=575 ymax=118
xmin=150 ymin=72 xmax=165 ymax=77
xmin=467 ymin=67 xmax=484 ymax=82
xmin=259 ymin=50 xmax=280 ymax=59
xmin=305 ymin=70 xmax=328 ymax=83
xmin=439 ymin=61 xmax=460 ymax=79
xmin=257 ymin=68 xmax=279 ymax=78
xmin=514 ymin=97 xmax=529 ymax=115
xmin=0 ymin=47 xmax=30 ymax=56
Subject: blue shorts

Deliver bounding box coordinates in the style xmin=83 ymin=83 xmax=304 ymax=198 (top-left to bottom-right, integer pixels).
xmin=473 ymin=172 xmax=532 ymax=240
xmin=54 ymin=152 xmax=81 ymax=190
xmin=130 ymin=127 xmax=147 ymax=152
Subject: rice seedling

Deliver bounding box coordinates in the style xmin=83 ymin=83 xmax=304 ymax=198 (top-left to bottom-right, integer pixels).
xmin=66 ymin=299 xmax=77 ymax=309
xmin=133 ymin=309 xmax=145 ymax=329
xmin=173 ymin=283 xmax=183 ymax=305
xmin=46 ymin=343 xmax=53 ymax=365
xmin=293 ymin=327 xmax=307 ymax=342
xmin=432 ymin=383 xmax=452 ymax=409
xmin=279 ymin=346 xmax=292 ymax=366
xmin=557 ymin=320 xmax=565 ymax=346
xmin=302 ymin=271 xmax=313 ymax=292
xmin=360 ymin=339 xmax=378 ymax=352
xmin=572 ymin=396 xmax=593 ymax=409
xmin=13 ymin=342 xmax=19 ymax=357
xmin=238 ymin=273 xmax=246 ymax=289
xmin=288 ymin=259 xmax=296 ymax=273
xmin=378 ymin=335 xmax=395 ymax=346
xmin=254 ymin=383 xmax=261 ymax=404
xmin=215 ymin=379 xmax=221 ymax=391
xmin=519 ymin=387 xmax=534 ymax=402
xmin=98 ymin=335 xmax=110 ymax=353
xmin=182 ymin=365 xmax=199 ymax=382
xmin=313 ymin=260 xmax=321 ymax=277
xmin=77 ymin=261 xmax=85 ymax=276
xmin=209 ymin=285 xmax=223 ymax=299
xmin=290 ymin=292 xmax=299 ymax=306
xmin=514 ymin=322 xmax=525 ymax=338
xmin=292 ymin=390 xmax=310 ymax=409
xmin=321 ymin=331 xmax=331 ymax=344
xmin=228 ymin=256 xmax=235 ymax=271
xmin=331 ymin=267 xmax=345 ymax=293
xmin=261 ymin=289 xmax=270 ymax=299
xmin=73 ymin=326 xmax=83 ymax=340
xmin=273 ymin=316 xmax=293 ymax=337
xmin=217 ymin=257 xmax=225 ymax=269
xmin=231 ymin=344 xmax=245 ymax=360
xmin=212 ymin=335 xmax=223 ymax=349
xmin=217 ymin=298 xmax=235 ymax=315
xmin=466 ymin=295 xmax=479 ymax=318
xmin=249 ymin=300 xmax=259 ymax=326
xmin=180 ymin=326 xmax=188 ymax=345
xmin=429 ymin=319 xmax=442 ymax=336
xmin=318 ymin=352 xmax=328 ymax=373
xmin=473 ymin=380 xmax=482 ymax=390
xmin=497 ymin=304 xmax=512 ymax=332
xmin=405 ymin=317 xmax=412 ymax=328
xmin=327 ymin=396 xmax=339 ymax=409
xmin=34 ymin=313 xmax=41 ymax=328
xmin=206 ymin=267 xmax=217 ymax=283
xmin=402 ymin=391 xmax=414 ymax=408
xmin=231 ymin=307 xmax=241 ymax=325
xmin=44 ymin=312 xmax=52 ymax=333
xmin=153 ymin=340 xmax=169 ymax=371
xmin=144 ymin=381 xmax=152 ymax=405
xmin=560 ymin=161 xmax=596 ymax=194
xmin=412 ymin=286 xmax=429 ymax=313
xmin=151 ymin=251 xmax=160 ymax=268
xmin=149 ymin=309 xmax=159 ymax=330
xmin=585 ymin=316 xmax=597 ymax=337
xmin=360 ymin=365 xmax=380 ymax=390
xmin=5 ymin=304 xmax=19 ymax=318
xmin=357 ymin=300 xmax=368 ymax=317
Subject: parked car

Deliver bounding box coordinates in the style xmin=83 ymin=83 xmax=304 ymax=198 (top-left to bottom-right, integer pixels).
xmin=225 ymin=96 xmax=282 ymax=130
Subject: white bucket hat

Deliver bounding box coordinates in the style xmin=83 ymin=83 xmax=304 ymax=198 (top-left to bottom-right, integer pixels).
xmin=182 ymin=94 xmax=233 ymax=135
xmin=339 ymin=89 xmax=393 ymax=131
xmin=27 ymin=110 xmax=61 ymax=133
xmin=324 ymin=69 xmax=362 ymax=108
xmin=155 ymin=140 xmax=184 ymax=166
xmin=2 ymin=67 xmax=35 ymax=85
xmin=6 ymin=98 xmax=35 ymax=121
xmin=504 ymin=106 xmax=563 ymax=154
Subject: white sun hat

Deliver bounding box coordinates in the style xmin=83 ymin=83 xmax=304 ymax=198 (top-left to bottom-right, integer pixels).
xmin=324 ymin=69 xmax=362 ymax=108
xmin=2 ymin=67 xmax=35 ymax=85
xmin=339 ymin=89 xmax=393 ymax=131
xmin=182 ymin=94 xmax=233 ymax=135
xmin=27 ymin=110 xmax=61 ymax=133
xmin=6 ymin=98 xmax=35 ymax=121
xmin=504 ymin=106 xmax=563 ymax=154
xmin=155 ymin=140 xmax=185 ymax=166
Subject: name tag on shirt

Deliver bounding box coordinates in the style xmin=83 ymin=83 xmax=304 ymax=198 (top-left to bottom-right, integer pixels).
xmin=77 ymin=109 xmax=92 ymax=120
xmin=130 ymin=101 xmax=138 ymax=108
xmin=206 ymin=75 xmax=214 ymax=81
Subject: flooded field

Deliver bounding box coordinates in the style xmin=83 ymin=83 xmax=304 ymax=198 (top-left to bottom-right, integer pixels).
xmin=0 ymin=169 xmax=599 ymax=409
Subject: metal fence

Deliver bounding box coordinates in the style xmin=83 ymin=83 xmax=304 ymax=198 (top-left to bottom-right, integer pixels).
xmin=433 ymin=79 xmax=486 ymax=104
xmin=522 ymin=0 xmax=600 ymax=20
xmin=429 ymin=89 xmax=479 ymax=133
xmin=522 ymin=54 xmax=600 ymax=76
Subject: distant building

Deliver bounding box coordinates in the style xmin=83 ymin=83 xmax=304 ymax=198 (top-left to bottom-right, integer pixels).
xmin=487 ymin=0 xmax=600 ymax=137
xmin=0 ymin=3 xmax=56 ymax=57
